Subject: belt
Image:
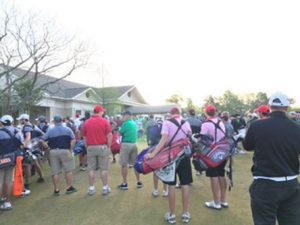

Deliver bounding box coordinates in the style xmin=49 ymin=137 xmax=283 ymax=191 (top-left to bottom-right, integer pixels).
xmin=253 ymin=175 xmax=298 ymax=182
xmin=51 ymin=148 xmax=69 ymax=150
xmin=88 ymin=144 xmax=107 ymax=146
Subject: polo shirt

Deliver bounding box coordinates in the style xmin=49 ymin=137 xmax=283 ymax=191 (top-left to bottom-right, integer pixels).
xmin=82 ymin=115 xmax=111 ymax=145
xmin=200 ymin=117 xmax=226 ymax=143
xmin=186 ymin=116 xmax=202 ymax=134
xmin=243 ymin=111 xmax=300 ymax=177
xmin=22 ymin=123 xmax=34 ymax=138
xmin=42 ymin=124 xmax=75 ymax=149
xmin=119 ymin=118 xmax=137 ymax=143
xmin=161 ymin=117 xmax=192 ymax=144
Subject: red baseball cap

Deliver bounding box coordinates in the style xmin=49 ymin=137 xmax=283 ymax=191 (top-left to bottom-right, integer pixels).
xmin=255 ymin=105 xmax=270 ymax=113
xmin=169 ymin=107 xmax=181 ymax=115
xmin=94 ymin=105 xmax=106 ymax=113
xmin=204 ymin=104 xmax=217 ymax=113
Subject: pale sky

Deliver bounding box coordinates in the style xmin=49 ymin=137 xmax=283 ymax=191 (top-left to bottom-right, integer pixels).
xmin=11 ymin=0 xmax=300 ymax=105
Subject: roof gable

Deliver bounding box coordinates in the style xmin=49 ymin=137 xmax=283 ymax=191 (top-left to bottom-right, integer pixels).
xmin=2 ymin=66 xmax=90 ymax=99
xmin=94 ymin=85 xmax=147 ymax=105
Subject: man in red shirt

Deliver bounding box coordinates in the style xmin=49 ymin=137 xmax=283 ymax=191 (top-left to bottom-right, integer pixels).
xmin=82 ymin=105 xmax=112 ymax=196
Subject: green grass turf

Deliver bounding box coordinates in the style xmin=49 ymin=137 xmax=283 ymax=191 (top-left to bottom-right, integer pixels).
xmin=0 ymin=142 xmax=262 ymax=225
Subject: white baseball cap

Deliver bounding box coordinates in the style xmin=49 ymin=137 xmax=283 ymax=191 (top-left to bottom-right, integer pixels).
xmin=17 ymin=113 xmax=30 ymax=120
xmin=268 ymin=92 xmax=290 ymax=107
xmin=0 ymin=115 xmax=14 ymax=123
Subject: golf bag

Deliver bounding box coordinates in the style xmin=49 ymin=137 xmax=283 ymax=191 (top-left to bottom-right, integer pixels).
xmin=73 ymin=139 xmax=85 ymax=155
xmin=134 ymin=137 xmax=191 ymax=174
xmin=192 ymin=120 xmax=236 ymax=172
xmin=111 ymin=131 xmax=121 ymax=154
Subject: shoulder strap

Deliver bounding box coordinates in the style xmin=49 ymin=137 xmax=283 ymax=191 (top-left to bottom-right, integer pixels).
xmin=22 ymin=124 xmax=33 ymax=132
xmin=205 ymin=119 xmax=226 ymax=142
xmin=0 ymin=127 xmax=18 ymax=138
xmin=206 ymin=119 xmax=226 ymax=135
xmin=167 ymin=118 xmax=187 ymax=146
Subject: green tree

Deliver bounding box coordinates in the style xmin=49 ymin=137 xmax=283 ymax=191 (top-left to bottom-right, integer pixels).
xmin=203 ymin=95 xmax=220 ymax=109
xmin=186 ymin=98 xmax=194 ymax=109
xmin=0 ymin=6 xmax=88 ymax=114
xmin=93 ymin=87 xmax=121 ymax=116
xmin=13 ymin=80 xmax=44 ymax=112
xmin=217 ymin=90 xmax=245 ymax=114
xmin=166 ymin=94 xmax=184 ymax=105
xmin=244 ymin=92 xmax=268 ymax=112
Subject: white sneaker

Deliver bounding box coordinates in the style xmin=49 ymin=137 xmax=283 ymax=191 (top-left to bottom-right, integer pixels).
xmin=162 ymin=190 xmax=168 ymax=197
xmin=221 ymin=201 xmax=229 ymax=208
xmin=164 ymin=212 xmax=176 ymax=224
xmin=205 ymin=201 xmax=221 ymax=210
xmin=88 ymin=187 xmax=95 ymax=196
xmin=152 ymin=189 xmax=159 ymax=197
xmin=22 ymin=189 xmax=31 ymax=196
xmin=181 ymin=212 xmax=191 ymax=223
xmin=0 ymin=201 xmax=12 ymax=211
xmin=80 ymin=166 xmax=87 ymax=171
xmin=239 ymin=150 xmax=247 ymax=154
xmin=102 ymin=186 xmax=111 ymax=195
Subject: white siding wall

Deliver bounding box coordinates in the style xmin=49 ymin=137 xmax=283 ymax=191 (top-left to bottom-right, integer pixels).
xmin=38 ymin=97 xmax=95 ymax=119
xmin=119 ymin=89 xmax=146 ymax=106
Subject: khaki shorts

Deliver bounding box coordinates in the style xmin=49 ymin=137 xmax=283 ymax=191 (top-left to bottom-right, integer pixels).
xmin=119 ymin=143 xmax=138 ymax=166
xmin=49 ymin=149 xmax=75 ymax=175
xmin=87 ymin=145 xmax=109 ymax=171
xmin=0 ymin=166 xmax=15 ymax=185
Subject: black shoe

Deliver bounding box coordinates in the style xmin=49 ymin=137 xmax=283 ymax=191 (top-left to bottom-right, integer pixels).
xmin=175 ymin=183 xmax=181 ymax=189
xmin=66 ymin=186 xmax=77 ymax=194
xmin=136 ymin=181 xmax=143 ymax=189
xmin=118 ymin=183 xmax=128 ymax=190
xmin=53 ymin=189 xmax=60 ymax=196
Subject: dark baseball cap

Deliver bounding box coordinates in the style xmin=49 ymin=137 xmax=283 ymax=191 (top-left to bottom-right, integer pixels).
xmin=36 ymin=115 xmax=46 ymax=122
xmin=53 ymin=115 xmax=62 ymax=123
xmin=122 ymin=110 xmax=132 ymax=116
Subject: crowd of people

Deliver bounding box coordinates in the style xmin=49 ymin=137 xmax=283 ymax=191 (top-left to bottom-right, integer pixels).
xmin=0 ymin=92 xmax=299 ymax=225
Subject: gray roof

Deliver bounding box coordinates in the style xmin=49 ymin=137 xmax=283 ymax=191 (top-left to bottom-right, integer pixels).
xmin=127 ymin=105 xmax=179 ymax=114
xmin=96 ymin=85 xmax=134 ymax=97
xmin=3 ymin=66 xmax=90 ymax=98
xmin=93 ymin=85 xmax=147 ymax=104
xmin=2 ymin=65 xmax=147 ymax=103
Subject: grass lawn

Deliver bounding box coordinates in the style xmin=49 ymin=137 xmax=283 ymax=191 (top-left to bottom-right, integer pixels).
xmin=1 ymin=141 xmax=259 ymax=225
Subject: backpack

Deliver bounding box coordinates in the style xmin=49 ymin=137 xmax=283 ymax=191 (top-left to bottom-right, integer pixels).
xmin=192 ymin=119 xmax=236 ymax=171
xmin=147 ymin=122 xmax=162 ymax=146
xmin=0 ymin=128 xmax=22 ymax=168
xmin=38 ymin=124 xmax=49 ymax=134
xmin=23 ymin=124 xmax=43 ymax=139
